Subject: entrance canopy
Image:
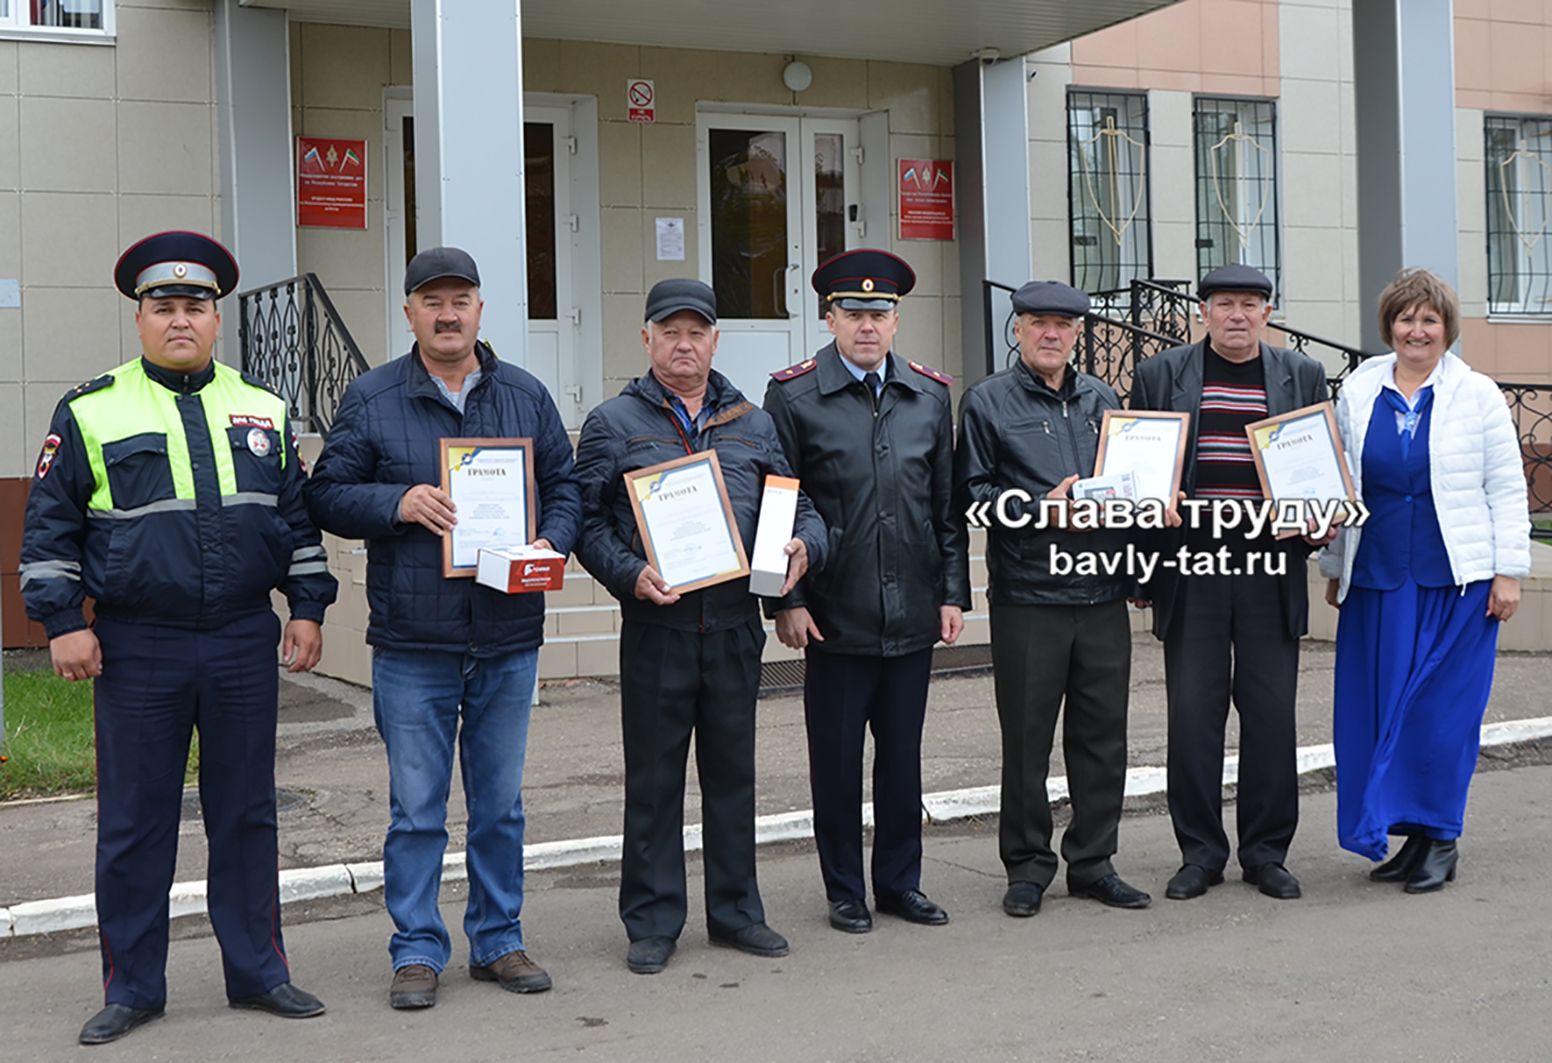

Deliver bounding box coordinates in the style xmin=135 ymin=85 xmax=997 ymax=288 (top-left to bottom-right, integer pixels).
xmin=249 ymin=0 xmax=1179 ymax=66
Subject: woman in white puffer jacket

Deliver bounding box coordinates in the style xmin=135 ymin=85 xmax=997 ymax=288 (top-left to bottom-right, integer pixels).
xmin=1321 ymin=268 xmax=1530 ymax=895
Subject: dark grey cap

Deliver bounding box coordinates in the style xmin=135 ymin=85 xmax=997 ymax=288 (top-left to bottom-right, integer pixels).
xmin=644 ymin=278 xmax=717 ymax=324
xmin=1011 ymin=280 xmax=1090 ymax=318
xmin=1198 ymin=263 xmax=1274 ymax=301
xmin=404 ymin=246 xmax=481 ymax=295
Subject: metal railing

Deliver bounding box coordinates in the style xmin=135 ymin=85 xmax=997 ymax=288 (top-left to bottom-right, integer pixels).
xmin=237 ymin=274 xmax=370 ymax=434
xmin=982 ymin=276 xmax=1552 ymax=533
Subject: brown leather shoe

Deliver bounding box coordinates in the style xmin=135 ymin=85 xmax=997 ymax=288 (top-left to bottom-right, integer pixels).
xmin=469 ymin=949 xmax=553 ymax=994
xmin=389 ymin=965 xmax=438 ymax=1010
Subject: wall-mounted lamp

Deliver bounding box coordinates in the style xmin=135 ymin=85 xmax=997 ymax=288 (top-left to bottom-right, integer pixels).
xmin=783 ymin=60 xmax=813 ymax=93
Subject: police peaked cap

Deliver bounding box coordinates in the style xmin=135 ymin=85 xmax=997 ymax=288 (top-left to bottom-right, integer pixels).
xmin=114 ymin=230 xmax=240 ymax=301
xmin=811 ymin=249 xmax=916 ymax=311
xmin=1011 ymin=280 xmax=1090 ymax=319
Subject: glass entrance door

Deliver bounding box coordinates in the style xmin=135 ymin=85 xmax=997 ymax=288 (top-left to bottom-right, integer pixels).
xmin=384 ymin=98 xmax=590 ymax=428
xmin=697 ymin=113 xmax=863 ymax=402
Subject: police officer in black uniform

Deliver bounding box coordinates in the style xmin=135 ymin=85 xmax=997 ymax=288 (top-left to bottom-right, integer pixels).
xmin=574 ymin=278 xmax=827 ymax=975
xmin=764 ymin=250 xmax=971 ymax=933
xmin=19 ymin=232 xmax=337 ymax=1045
xmin=954 ymin=280 xmax=1153 ymax=919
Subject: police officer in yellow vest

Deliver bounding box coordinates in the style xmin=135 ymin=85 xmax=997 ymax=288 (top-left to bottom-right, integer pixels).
xmin=19 ymin=232 xmax=338 ymax=1046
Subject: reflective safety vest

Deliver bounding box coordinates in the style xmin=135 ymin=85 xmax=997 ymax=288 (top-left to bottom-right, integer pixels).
xmin=19 ymin=357 xmax=336 ymax=635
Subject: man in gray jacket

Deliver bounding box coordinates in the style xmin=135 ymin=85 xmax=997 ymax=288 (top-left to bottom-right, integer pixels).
xmin=955 ymin=280 xmax=1151 ymax=918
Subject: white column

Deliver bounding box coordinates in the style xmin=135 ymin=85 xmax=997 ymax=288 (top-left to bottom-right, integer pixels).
xmin=411 ymin=0 xmax=528 ymax=366
xmin=1353 ymin=0 xmax=1458 ymax=351
xmin=955 ymin=56 xmax=1035 ymax=385
xmin=213 ymin=0 xmax=297 ymax=362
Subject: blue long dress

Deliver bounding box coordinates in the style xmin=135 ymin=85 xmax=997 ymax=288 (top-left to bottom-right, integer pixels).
xmin=1332 ymin=388 xmax=1500 ymax=862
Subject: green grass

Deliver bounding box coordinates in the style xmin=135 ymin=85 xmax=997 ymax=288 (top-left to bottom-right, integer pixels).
xmin=1 ymin=669 xmax=198 ymax=800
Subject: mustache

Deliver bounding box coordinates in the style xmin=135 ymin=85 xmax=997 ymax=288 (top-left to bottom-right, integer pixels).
xmin=434 ymin=321 xmax=462 ymax=333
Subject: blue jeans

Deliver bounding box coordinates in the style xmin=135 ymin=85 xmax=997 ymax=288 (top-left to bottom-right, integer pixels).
xmin=371 ymin=646 xmax=538 ymax=972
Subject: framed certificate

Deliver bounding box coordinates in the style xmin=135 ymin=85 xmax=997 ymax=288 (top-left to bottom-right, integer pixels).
xmin=1244 ymin=402 xmax=1356 ymax=534
xmin=1094 ymin=410 xmax=1190 ymax=502
xmin=624 ymin=451 xmax=750 ymax=594
xmin=440 ymin=437 xmax=538 ymax=578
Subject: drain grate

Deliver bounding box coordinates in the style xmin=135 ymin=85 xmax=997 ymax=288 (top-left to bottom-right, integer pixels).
xmin=758 ymin=643 xmax=994 ymax=696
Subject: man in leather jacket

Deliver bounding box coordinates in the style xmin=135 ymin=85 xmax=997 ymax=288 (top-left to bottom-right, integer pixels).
xmin=574 ymin=278 xmax=826 ymax=976
xmin=954 ymin=280 xmax=1152 ymax=919
xmin=764 ymin=250 xmax=971 ymax=935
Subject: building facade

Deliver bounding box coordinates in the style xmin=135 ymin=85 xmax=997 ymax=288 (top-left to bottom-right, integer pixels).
xmin=2 ymin=0 xmax=1547 ymax=664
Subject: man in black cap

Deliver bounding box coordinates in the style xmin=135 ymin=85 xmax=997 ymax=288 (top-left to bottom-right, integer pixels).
xmin=305 ymin=246 xmax=581 ymax=1009
xmin=575 ymin=278 xmax=826 ymax=974
xmin=955 ymin=280 xmax=1152 ymax=918
xmin=763 ymin=249 xmax=970 ymax=933
xmin=20 ymin=230 xmax=337 ymax=1044
xmin=1130 ymin=263 xmax=1330 ymax=902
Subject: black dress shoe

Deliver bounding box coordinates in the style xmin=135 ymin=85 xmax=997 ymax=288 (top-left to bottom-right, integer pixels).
xmin=828 ymin=899 xmax=873 ymax=934
xmin=626 ymin=937 xmax=676 ymax=974
xmin=79 ymin=1004 xmax=163 ymax=1045
xmin=1370 ymin=834 xmax=1429 ymax=883
xmin=229 ymin=982 xmax=326 ymax=1018
xmin=709 ymin=922 xmax=790 ymax=957
xmin=1002 ymin=882 xmax=1044 ymax=918
xmin=1404 ymin=840 xmax=1458 ymax=894
xmin=1164 ymin=864 xmax=1225 ymax=900
xmin=1243 ymin=863 xmax=1302 ymax=900
xmin=875 ymin=889 xmax=949 ymax=926
xmin=1071 ymin=873 xmax=1153 ymax=909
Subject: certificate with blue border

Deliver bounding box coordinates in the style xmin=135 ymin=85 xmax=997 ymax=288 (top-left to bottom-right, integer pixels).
xmin=624 ymin=450 xmax=749 ymax=593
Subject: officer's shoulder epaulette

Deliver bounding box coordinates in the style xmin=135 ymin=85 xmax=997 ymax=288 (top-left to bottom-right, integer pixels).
xmin=770 ymin=359 xmax=818 ymax=383
xmin=908 ymin=361 xmax=954 ymax=386
xmin=240 ymin=370 xmax=284 ymax=399
xmin=64 ymin=373 xmax=115 ymax=402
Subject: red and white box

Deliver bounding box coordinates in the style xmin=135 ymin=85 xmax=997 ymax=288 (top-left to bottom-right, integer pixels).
xmin=476 ymin=546 xmax=566 ymax=594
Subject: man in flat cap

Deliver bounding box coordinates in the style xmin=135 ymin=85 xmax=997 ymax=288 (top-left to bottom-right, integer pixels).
xmin=575 ymin=278 xmax=826 ymax=974
xmin=764 ymin=249 xmax=969 ymax=934
xmin=1129 ymin=264 xmax=1330 ymax=902
xmin=20 ymin=231 xmax=337 ymax=1044
xmin=954 ymin=280 xmax=1151 ymax=918
xmin=305 ymin=246 xmax=581 ymax=1009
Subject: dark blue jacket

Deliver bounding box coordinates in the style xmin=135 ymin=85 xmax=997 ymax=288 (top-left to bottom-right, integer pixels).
xmin=21 ymin=357 xmax=337 ymax=637
xmin=303 ymin=343 xmax=581 ymax=656
xmin=574 ymin=369 xmax=826 ymax=633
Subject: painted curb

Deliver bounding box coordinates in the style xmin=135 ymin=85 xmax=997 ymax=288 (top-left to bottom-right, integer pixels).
xmin=5 ymin=715 xmax=1550 ymax=940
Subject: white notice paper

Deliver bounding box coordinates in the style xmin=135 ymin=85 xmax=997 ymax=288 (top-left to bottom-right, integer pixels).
xmin=655 ymin=217 xmax=686 ymax=261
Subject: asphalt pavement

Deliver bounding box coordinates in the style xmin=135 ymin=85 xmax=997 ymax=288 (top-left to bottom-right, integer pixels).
xmin=2 ymin=762 xmax=1550 ymax=1062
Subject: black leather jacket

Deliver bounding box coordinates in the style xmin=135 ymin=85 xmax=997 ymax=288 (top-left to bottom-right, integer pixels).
xmin=955 ymin=360 xmax=1130 ymax=607
xmin=764 ymin=345 xmax=970 ymax=657
xmin=575 ymin=368 xmax=826 ymax=633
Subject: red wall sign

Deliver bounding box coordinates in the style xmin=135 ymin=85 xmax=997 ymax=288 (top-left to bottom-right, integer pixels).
xmin=898 ymin=159 xmax=954 ymax=241
xmin=297 ymin=137 xmax=368 ymax=229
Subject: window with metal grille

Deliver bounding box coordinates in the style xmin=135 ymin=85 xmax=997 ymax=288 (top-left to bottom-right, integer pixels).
xmin=1067 ymin=90 xmax=1153 ymax=294
xmin=1193 ymin=97 xmax=1281 ymax=301
xmin=1485 ymin=114 xmax=1552 ymax=315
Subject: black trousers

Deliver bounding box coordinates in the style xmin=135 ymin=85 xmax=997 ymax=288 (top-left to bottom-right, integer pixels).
xmin=92 ymin=611 xmax=290 ymax=1010
xmin=802 ymin=647 xmax=934 ymax=903
xmin=1162 ymin=572 xmax=1300 ymax=872
xmin=990 ymin=601 xmax=1131 ymax=890
xmin=618 ymin=617 xmax=766 ymax=941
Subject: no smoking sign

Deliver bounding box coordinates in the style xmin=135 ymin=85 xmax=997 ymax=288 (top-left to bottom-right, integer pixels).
xmin=627 ymin=78 xmax=655 ymax=123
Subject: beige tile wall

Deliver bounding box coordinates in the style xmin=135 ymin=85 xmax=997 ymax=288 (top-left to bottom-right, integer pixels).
xmin=290 ymin=34 xmax=963 ymax=396
xmin=1454 ymin=4 xmax=1552 ymax=384
xmin=0 ymin=0 xmax=222 ymax=478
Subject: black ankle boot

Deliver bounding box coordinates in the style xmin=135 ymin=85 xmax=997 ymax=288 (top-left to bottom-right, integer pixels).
xmin=1404 ymin=839 xmax=1458 ymax=894
xmin=1370 ymin=834 xmax=1428 ymax=883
